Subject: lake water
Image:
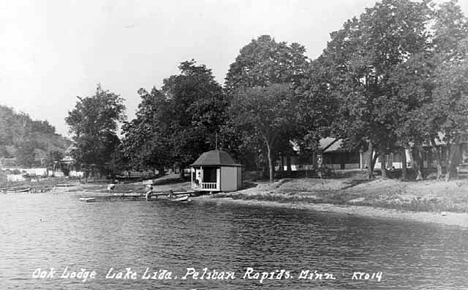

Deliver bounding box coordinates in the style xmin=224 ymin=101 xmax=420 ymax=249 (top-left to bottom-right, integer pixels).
xmin=1 ymin=192 xmax=468 ymax=290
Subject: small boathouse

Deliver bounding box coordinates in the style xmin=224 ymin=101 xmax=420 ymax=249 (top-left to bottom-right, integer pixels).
xmin=190 ymin=150 xmax=242 ymax=192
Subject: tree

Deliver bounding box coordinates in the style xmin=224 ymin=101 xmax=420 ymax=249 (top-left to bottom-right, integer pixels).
xmin=430 ymin=1 xmax=468 ymax=181
xmin=230 ymin=84 xmax=296 ymax=182
xmin=387 ymin=52 xmax=437 ymax=180
xmin=373 ymin=0 xmax=468 ymax=181
xmin=225 ymin=35 xmax=310 ymax=180
xmin=122 ymin=60 xmax=228 ymax=178
xmin=161 ymin=60 xmax=228 ymax=176
xmin=433 ymin=38 xmax=468 ymax=181
xmin=15 ymin=140 xmax=36 ymax=167
xmin=44 ymin=150 xmax=63 ymax=168
xmin=43 ymin=150 xmax=64 ymax=174
xmin=317 ymin=0 xmax=433 ymax=179
xmin=432 ymin=0 xmax=468 ymax=60
xmin=0 ymin=146 xmax=12 ymax=158
xmin=294 ymin=57 xmax=344 ymax=169
xmin=121 ymin=88 xmax=173 ymax=174
xmin=388 ymin=0 xmax=468 ymax=181
xmin=0 ymin=106 xmax=14 ymax=146
xmin=31 ymin=120 xmax=56 ymax=134
xmin=66 ymin=84 xmax=126 ymax=177
xmin=225 ymin=35 xmax=309 ymax=91
xmin=0 ymin=106 xmax=33 ymax=146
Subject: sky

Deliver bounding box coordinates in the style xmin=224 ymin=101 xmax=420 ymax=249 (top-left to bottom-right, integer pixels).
xmin=1 ymin=0 xmax=467 ymax=137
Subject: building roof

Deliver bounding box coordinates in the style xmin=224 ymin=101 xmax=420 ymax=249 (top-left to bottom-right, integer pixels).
xmin=61 ymin=156 xmax=75 ymax=164
xmin=323 ymin=139 xmax=346 ymax=153
xmin=190 ymin=150 xmax=241 ymax=167
xmin=319 ymin=137 xmax=336 ymax=151
xmin=65 ymin=144 xmax=77 ymax=155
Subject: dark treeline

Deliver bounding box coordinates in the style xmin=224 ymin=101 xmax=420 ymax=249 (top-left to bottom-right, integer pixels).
xmin=66 ymin=0 xmax=468 ymax=182
xmin=0 ymin=105 xmax=71 ymax=167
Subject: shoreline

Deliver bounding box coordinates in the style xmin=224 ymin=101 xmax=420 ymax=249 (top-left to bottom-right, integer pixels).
xmin=194 ymin=172 xmax=468 ymax=229
xmin=9 ymin=172 xmax=468 ymax=228
xmin=198 ymin=196 xmax=468 ymax=228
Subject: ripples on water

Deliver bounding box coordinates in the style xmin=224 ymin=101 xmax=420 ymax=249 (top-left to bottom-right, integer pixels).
xmin=1 ymin=193 xmax=467 ymax=290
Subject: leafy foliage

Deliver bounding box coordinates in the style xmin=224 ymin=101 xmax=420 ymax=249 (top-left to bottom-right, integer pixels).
xmin=38 ymin=1 xmax=468 ymax=184
xmin=225 ymin=35 xmax=309 ymax=92
xmin=122 ymin=60 xmax=228 ymax=175
xmin=122 ymin=88 xmax=173 ymax=172
xmin=44 ymin=150 xmax=64 ymax=169
xmin=230 ymin=84 xmax=297 ymax=182
xmin=224 ymin=35 xmax=311 ymax=181
xmin=316 ymin=0 xmax=434 ymax=179
xmin=15 ymin=140 xmax=36 ymax=167
xmin=66 ymin=84 xmax=126 ymax=175
xmin=0 ymin=105 xmax=71 ymax=165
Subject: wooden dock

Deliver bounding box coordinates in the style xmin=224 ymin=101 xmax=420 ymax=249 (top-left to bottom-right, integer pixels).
xmin=55 ymin=184 xmax=76 ymax=188
xmin=78 ymin=191 xmax=195 ymax=202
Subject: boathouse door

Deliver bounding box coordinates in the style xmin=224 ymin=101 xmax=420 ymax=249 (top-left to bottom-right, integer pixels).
xmin=201 ymin=166 xmax=220 ymax=191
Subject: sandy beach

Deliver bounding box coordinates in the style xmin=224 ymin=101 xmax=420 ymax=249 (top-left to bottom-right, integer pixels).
xmin=207 ymin=171 xmax=468 ymax=228
xmin=200 ymin=196 xmax=468 ymax=228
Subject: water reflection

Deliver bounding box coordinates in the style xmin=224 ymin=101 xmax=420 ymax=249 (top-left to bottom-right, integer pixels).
xmin=1 ymin=193 xmax=467 ymax=289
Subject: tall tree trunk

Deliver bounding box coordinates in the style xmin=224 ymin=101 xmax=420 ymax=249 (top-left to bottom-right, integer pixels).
xmin=179 ymin=165 xmax=185 ymax=179
xmin=380 ymin=149 xmax=387 ymax=178
xmin=366 ymin=141 xmax=374 ymax=180
xmin=287 ymin=154 xmax=292 ymax=173
xmin=157 ymin=166 xmax=165 ymax=177
xmin=445 ymin=137 xmax=461 ymax=182
xmin=279 ymin=153 xmax=284 ymax=172
xmin=430 ymin=139 xmax=443 ymax=180
xmin=401 ymin=147 xmax=407 ymax=181
xmin=372 ymin=152 xmax=380 ymax=172
xmin=411 ymin=146 xmax=423 ymax=181
xmin=417 ymin=145 xmax=424 ymax=180
xmin=266 ymin=141 xmax=274 ymax=183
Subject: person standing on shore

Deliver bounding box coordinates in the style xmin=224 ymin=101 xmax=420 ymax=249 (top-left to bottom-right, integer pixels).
xmin=145 ymin=185 xmax=153 ymax=201
xmin=107 ymin=183 xmax=116 ymax=194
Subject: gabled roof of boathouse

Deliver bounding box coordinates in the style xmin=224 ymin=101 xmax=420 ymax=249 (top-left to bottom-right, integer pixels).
xmin=190 ymin=150 xmax=241 ymax=167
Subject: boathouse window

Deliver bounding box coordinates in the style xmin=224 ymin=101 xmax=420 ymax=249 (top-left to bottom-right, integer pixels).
xmin=203 ymin=167 xmax=217 ymax=183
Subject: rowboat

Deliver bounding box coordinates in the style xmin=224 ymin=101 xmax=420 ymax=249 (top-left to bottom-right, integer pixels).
xmin=167 ymin=195 xmax=191 ymax=202
xmin=17 ymin=187 xmax=31 ymax=192
xmin=4 ymin=187 xmax=31 ymax=193
xmin=55 ymin=184 xmax=75 ymax=188
xmin=79 ymin=197 xmax=96 ymax=202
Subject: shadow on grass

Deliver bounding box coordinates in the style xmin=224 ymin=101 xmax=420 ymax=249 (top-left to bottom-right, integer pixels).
xmin=152 ymin=176 xmax=190 ymax=186
xmin=341 ymin=179 xmax=371 ymax=190
xmin=242 ymin=181 xmax=258 ymax=190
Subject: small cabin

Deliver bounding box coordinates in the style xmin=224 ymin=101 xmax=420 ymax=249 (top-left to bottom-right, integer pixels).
xmin=190 ymin=150 xmax=242 ymax=192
